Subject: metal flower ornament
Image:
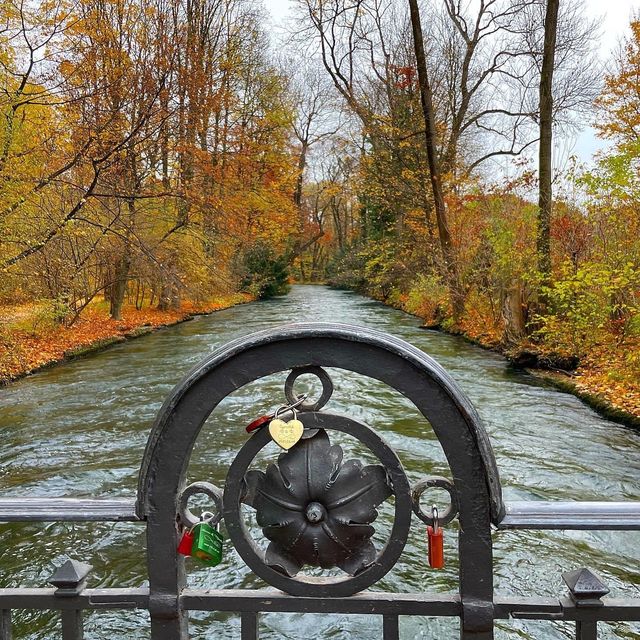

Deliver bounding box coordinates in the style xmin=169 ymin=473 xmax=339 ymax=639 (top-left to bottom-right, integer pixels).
xmin=242 ymin=429 xmax=392 ymax=577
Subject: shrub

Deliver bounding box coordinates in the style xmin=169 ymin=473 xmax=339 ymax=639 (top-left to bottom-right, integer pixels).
xmin=240 ymin=242 xmax=290 ymax=299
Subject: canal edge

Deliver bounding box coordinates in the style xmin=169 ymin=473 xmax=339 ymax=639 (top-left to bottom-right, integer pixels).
xmin=329 ymin=285 xmax=640 ymax=430
xmin=0 ymin=295 xmax=255 ymax=387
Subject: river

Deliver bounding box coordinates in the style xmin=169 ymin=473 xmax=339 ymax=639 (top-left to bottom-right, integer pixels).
xmin=0 ymin=285 xmax=638 ymax=639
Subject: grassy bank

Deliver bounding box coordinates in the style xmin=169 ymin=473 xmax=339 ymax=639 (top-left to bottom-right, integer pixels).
xmin=0 ymin=293 xmax=252 ymax=385
xmin=347 ymin=287 xmax=640 ymax=428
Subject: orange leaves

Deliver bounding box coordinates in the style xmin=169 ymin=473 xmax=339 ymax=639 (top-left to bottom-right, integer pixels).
xmin=595 ymin=19 xmax=640 ymax=148
xmin=0 ymin=294 xmax=251 ymax=384
xmin=570 ymin=340 xmax=640 ymax=419
xmin=551 ymin=211 xmax=591 ymax=262
xmin=391 ymin=65 xmax=416 ymax=90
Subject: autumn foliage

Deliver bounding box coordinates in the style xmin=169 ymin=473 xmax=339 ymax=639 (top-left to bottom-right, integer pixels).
xmin=1 ymin=0 xmax=639 ymax=422
xmin=295 ymin=9 xmax=640 ymax=421
xmin=0 ymin=294 xmax=250 ymax=384
xmin=0 ymin=0 xmax=298 ymax=317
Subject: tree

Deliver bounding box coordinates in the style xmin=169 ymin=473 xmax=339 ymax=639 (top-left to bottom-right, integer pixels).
xmin=407 ymin=0 xmax=462 ymax=319
xmin=0 ymin=0 xmax=300 ymax=323
xmin=595 ymin=18 xmax=640 ymax=150
xmin=537 ymin=0 xmax=559 ymax=289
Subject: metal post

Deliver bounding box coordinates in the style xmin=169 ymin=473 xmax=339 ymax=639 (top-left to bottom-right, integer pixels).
xmin=241 ymin=611 xmax=258 ymax=640
xmin=48 ymin=559 xmax=92 ymax=640
xmin=61 ymin=610 xmax=84 ymax=640
xmin=576 ymin=621 xmax=597 ymax=640
xmin=382 ymin=614 xmax=399 ymax=640
xmin=0 ymin=610 xmax=11 ymax=640
xmin=563 ymin=567 xmax=609 ymax=640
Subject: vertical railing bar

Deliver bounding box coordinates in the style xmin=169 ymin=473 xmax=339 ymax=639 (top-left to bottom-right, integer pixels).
xmin=576 ymin=621 xmax=597 ymax=640
xmin=61 ymin=609 xmax=84 ymax=640
xmin=0 ymin=610 xmax=11 ymax=640
xmin=241 ymin=611 xmax=258 ymax=640
xmin=382 ymin=614 xmax=399 ymax=640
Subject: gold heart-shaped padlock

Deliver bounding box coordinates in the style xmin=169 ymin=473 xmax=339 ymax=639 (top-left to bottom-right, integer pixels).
xmin=268 ymin=418 xmax=304 ymax=450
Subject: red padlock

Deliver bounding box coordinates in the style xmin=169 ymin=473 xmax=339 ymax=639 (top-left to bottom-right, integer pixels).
xmin=177 ymin=528 xmax=195 ymax=556
xmin=245 ymin=414 xmax=273 ymax=433
xmin=427 ymin=506 xmax=444 ymax=569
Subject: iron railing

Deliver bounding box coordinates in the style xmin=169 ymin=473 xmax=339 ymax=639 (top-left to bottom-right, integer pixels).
xmin=0 ymin=323 xmax=638 ymax=639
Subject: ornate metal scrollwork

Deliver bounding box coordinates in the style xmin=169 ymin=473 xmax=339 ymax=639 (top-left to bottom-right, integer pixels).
xmin=223 ymin=410 xmax=413 ymax=597
xmin=242 ymin=428 xmax=391 ymax=577
xmin=284 ymin=365 xmax=334 ymax=412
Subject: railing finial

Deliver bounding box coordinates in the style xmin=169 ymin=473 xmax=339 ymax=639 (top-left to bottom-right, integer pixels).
xmin=563 ymin=567 xmax=610 ymax=607
xmin=49 ymin=559 xmax=92 ymax=597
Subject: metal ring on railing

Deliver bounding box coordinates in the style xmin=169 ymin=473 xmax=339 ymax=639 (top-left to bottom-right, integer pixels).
xmin=284 ymin=366 xmax=333 ymax=412
xmin=178 ymin=481 xmax=223 ymax=528
xmin=411 ymin=476 xmax=459 ymax=527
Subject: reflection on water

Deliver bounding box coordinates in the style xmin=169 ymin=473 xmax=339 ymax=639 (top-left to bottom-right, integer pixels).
xmin=0 ymin=285 xmax=638 ymax=639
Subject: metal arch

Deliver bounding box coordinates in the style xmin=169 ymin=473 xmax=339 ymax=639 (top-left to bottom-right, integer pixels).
xmin=223 ymin=411 xmax=412 ymax=597
xmin=139 ymin=323 xmax=503 ymax=519
xmin=139 ymin=323 xmax=503 ymax=639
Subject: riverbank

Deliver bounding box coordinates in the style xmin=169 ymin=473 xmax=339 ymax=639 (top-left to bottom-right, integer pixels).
xmin=459 ymin=316 xmax=640 ymax=427
xmin=0 ymin=293 xmax=252 ymax=385
xmin=341 ymin=287 xmax=640 ymax=428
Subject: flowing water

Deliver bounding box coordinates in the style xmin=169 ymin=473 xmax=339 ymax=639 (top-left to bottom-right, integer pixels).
xmin=0 ymin=285 xmax=638 ymax=639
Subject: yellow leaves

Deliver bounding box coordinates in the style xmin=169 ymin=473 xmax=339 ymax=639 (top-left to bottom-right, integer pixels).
xmin=58 ymin=59 xmax=76 ymax=79
xmin=571 ymin=348 xmax=640 ymax=419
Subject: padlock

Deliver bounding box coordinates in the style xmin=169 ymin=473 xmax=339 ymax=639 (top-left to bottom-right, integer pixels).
xmin=427 ymin=505 xmax=444 ymax=569
xmin=246 ymin=414 xmax=273 ymax=433
xmin=177 ymin=528 xmax=195 ymax=556
xmin=192 ymin=520 xmax=223 ymax=566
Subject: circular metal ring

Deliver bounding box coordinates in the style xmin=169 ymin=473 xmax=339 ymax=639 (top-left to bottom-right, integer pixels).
xmin=411 ymin=476 xmax=459 ymax=527
xmin=223 ymin=411 xmax=412 ymax=597
xmin=178 ymin=481 xmax=223 ymax=528
xmin=284 ymin=366 xmax=333 ymax=412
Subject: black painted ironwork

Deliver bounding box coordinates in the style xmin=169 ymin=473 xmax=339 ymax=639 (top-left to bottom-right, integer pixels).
xmin=0 ymin=322 xmax=638 ymax=640
xmin=243 ymin=427 xmax=392 ymax=578
xmin=224 ymin=410 xmax=412 ymax=598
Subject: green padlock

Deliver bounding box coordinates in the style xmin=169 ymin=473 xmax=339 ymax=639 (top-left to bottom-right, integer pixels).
xmin=192 ymin=520 xmax=223 ymax=566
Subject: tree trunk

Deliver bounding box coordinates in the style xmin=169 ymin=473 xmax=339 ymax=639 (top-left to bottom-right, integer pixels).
xmin=110 ymin=251 xmax=130 ymax=320
xmin=501 ymin=283 xmax=526 ymax=346
xmin=407 ymin=0 xmax=464 ymax=321
xmin=294 ymin=141 xmax=308 ymax=212
xmin=538 ymin=0 xmax=560 ymax=293
xmin=157 ymin=282 xmax=179 ymax=311
xmin=157 ymin=252 xmax=180 ymax=311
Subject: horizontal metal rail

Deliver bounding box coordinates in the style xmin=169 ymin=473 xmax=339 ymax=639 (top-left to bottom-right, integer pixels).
xmin=0 ymin=498 xmax=139 ymax=522
xmin=0 ymin=588 xmax=638 ymax=622
xmin=0 ymin=496 xmax=640 ymax=531
xmin=3 ymin=498 xmax=639 ymax=529
xmin=498 ymin=501 xmax=640 ymax=530
xmin=181 ymin=590 xmax=461 ymax=616
xmin=0 ymin=588 xmax=148 ymax=609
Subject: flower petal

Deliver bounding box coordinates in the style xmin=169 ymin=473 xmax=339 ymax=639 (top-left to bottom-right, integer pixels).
xmin=242 ymin=467 xmax=302 ymax=529
xmin=322 ymin=515 xmax=375 ymax=549
xmin=276 ymin=430 xmax=343 ymax=502
xmin=263 ymin=516 xmax=308 ymax=549
xmin=265 ymin=542 xmax=302 ymax=576
xmin=336 ymin=541 xmax=377 ymax=576
xmin=325 ymin=460 xmax=392 ymax=524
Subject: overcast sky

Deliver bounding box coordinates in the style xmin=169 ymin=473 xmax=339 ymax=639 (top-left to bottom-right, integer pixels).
xmin=264 ymin=0 xmax=640 ymax=166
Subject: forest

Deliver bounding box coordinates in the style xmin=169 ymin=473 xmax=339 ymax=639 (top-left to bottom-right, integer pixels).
xmin=0 ymin=0 xmax=638 ymax=421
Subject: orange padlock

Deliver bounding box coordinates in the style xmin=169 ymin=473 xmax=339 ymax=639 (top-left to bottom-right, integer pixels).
xmin=427 ymin=506 xmax=444 ymax=569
